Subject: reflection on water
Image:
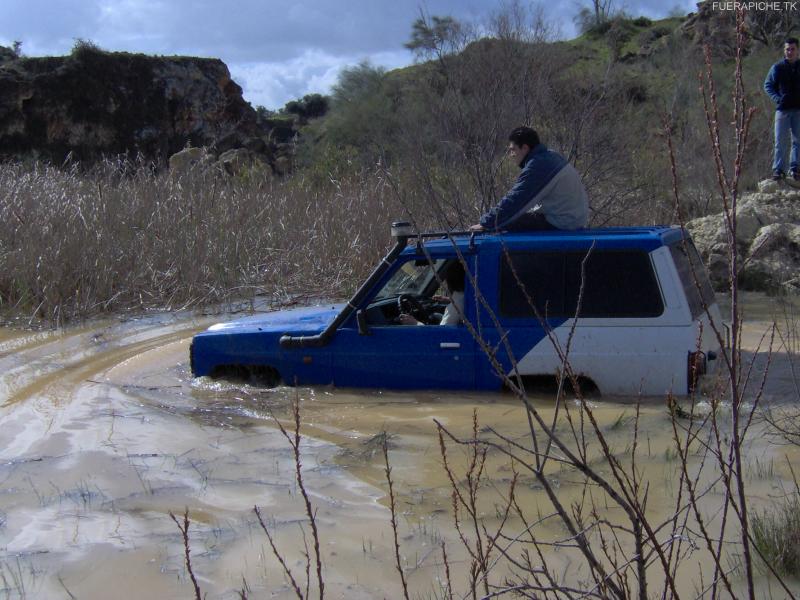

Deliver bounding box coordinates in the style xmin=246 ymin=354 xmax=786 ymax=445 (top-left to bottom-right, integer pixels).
xmin=716 ymin=290 xmax=800 ymax=323
xmin=0 ymin=295 xmax=797 ymax=598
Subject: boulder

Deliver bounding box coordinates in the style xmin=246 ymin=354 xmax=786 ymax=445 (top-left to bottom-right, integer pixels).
xmin=758 ymin=179 xmax=780 ymax=193
xmin=217 ymin=148 xmax=270 ymax=177
xmin=168 ymin=146 xmax=214 ymax=175
xmin=274 ymin=155 xmax=292 ymax=176
xmin=734 ymin=202 xmax=765 ymax=244
xmin=685 ymin=213 xmax=724 ymax=252
xmin=686 ymin=181 xmax=800 ymax=293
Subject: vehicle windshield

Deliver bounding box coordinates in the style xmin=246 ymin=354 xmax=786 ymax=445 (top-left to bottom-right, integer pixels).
xmin=373 ymin=259 xmax=446 ymax=300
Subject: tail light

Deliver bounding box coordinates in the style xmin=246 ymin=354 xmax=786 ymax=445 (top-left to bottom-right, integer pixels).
xmin=687 ymin=351 xmax=707 ymax=393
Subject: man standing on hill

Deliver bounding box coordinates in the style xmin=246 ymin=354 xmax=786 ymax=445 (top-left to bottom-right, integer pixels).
xmin=470 ymin=126 xmax=588 ymax=232
xmin=765 ymin=37 xmax=800 ymax=181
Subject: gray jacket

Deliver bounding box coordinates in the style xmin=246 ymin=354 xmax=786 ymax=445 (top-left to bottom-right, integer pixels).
xmin=479 ymin=144 xmax=588 ymax=230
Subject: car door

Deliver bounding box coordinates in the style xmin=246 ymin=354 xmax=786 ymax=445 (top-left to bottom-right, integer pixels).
xmin=328 ymin=255 xmax=477 ymax=390
xmin=330 ymin=324 xmax=476 ymax=390
xmin=473 ymin=247 xmax=566 ymax=390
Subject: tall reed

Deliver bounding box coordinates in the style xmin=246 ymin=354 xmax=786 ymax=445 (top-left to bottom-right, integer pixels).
xmin=0 ymin=160 xmax=397 ymax=324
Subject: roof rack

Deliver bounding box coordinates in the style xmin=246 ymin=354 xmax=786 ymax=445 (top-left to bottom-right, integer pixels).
xmin=390 ymin=223 xmax=683 ymax=245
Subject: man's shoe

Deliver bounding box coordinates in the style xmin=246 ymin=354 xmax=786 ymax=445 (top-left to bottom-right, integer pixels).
xmin=792 ymin=170 xmax=800 ymax=181
xmin=772 ymin=170 xmax=786 ymax=180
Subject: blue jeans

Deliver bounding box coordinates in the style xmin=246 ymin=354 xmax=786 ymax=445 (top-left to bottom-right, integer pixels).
xmin=773 ymin=109 xmax=800 ymax=173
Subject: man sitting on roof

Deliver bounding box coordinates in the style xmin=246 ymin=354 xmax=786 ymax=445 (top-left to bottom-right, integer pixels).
xmin=470 ymin=127 xmax=589 ymax=233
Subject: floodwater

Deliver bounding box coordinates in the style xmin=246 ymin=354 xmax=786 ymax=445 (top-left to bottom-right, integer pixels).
xmin=0 ymin=295 xmax=798 ymax=599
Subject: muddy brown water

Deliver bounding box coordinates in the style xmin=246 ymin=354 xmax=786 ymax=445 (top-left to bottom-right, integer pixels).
xmin=0 ymin=294 xmax=798 ymax=599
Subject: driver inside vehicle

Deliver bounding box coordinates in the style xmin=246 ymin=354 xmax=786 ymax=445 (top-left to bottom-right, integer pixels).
xmin=398 ymin=261 xmax=465 ymax=326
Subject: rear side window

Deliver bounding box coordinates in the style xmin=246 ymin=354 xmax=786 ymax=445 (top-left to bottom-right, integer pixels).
xmin=669 ymin=241 xmax=716 ymax=319
xmin=499 ymin=252 xmax=565 ymax=318
xmin=500 ymin=249 xmax=664 ymax=319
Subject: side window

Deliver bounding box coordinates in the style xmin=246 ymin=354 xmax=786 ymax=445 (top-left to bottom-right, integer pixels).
xmin=669 ymin=241 xmax=716 ymax=319
xmin=499 ymin=252 xmax=565 ymax=317
xmin=564 ymin=250 xmax=664 ymax=318
xmin=500 ymin=250 xmax=664 ymax=319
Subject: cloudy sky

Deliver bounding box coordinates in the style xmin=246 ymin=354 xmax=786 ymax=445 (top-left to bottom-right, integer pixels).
xmin=3 ymin=0 xmax=697 ymax=109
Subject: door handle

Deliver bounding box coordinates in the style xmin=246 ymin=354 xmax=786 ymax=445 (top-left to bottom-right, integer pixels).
xmin=440 ymin=342 xmax=461 ymax=349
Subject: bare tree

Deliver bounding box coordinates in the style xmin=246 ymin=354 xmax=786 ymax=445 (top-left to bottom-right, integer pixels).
xmin=573 ymin=0 xmax=617 ymax=33
xmin=745 ymin=10 xmax=800 ymax=48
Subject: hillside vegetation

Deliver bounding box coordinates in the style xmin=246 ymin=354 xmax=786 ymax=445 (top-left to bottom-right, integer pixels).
xmin=291 ymin=2 xmax=796 ymax=227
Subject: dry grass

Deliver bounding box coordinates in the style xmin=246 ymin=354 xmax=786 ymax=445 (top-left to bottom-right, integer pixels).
xmin=751 ymin=490 xmax=800 ymax=577
xmin=0 ymin=159 xmax=399 ymax=325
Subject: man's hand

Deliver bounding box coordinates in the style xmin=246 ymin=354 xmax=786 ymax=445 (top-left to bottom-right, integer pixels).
xmin=469 ymin=224 xmax=484 ymax=232
xmin=398 ymin=313 xmax=419 ymax=325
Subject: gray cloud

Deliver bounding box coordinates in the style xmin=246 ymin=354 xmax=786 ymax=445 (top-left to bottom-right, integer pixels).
xmin=2 ymin=0 xmax=698 ymax=108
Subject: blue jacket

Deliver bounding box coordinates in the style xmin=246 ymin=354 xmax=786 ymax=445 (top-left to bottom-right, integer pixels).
xmin=764 ymin=59 xmax=800 ymax=111
xmin=479 ymin=144 xmax=588 ymax=230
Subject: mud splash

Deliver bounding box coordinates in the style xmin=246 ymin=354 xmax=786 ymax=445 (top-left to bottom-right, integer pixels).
xmin=0 ymin=296 xmax=798 ymax=598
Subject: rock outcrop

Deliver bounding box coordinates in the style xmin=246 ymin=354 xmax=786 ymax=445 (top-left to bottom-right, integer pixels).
xmin=0 ymin=44 xmax=284 ymax=167
xmin=679 ymin=2 xmax=741 ymax=58
xmin=686 ymin=180 xmax=800 ymax=293
xmin=167 ymin=146 xmax=215 ymax=175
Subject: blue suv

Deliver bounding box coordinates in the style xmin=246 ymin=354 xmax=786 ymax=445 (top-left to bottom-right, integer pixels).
xmin=190 ymin=223 xmax=721 ymax=395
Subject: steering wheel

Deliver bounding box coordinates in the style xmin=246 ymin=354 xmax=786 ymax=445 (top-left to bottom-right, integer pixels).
xmin=397 ymin=294 xmax=429 ymax=323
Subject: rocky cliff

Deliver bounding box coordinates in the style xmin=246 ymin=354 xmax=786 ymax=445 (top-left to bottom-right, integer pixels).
xmin=687 ymin=180 xmax=800 ymax=293
xmin=0 ymin=43 xmax=275 ymax=166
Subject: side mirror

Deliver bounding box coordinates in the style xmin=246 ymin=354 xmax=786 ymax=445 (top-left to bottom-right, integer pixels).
xmin=356 ymin=310 xmax=371 ymax=335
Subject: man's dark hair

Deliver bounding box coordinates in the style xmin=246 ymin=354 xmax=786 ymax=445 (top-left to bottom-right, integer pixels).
xmin=786 ymin=37 xmax=799 ymax=46
xmin=444 ymin=261 xmax=465 ymax=293
xmin=508 ymin=126 xmax=540 ymax=148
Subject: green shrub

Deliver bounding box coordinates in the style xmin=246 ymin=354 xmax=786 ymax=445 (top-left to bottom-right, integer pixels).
xmin=284 ymin=93 xmax=329 ymax=122
xmin=586 ymin=20 xmax=613 ymax=38
xmin=638 ymin=25 xmax=672 ymax=51
xmin=70 ymin=38 xmax=104 ymax=59
xmin=751 ymin=492 xmax=800 ymax=576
